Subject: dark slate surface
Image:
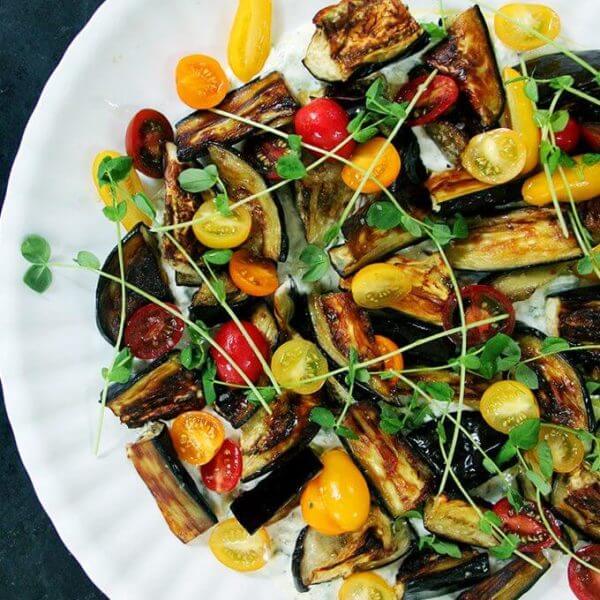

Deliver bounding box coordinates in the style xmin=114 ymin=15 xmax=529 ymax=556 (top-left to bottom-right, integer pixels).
xmin=0 ymin=2 xmax=106 ymax=598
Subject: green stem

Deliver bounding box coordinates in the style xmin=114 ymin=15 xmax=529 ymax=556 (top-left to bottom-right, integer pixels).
xmin=564 ymin=85 xmax=600 ymax=107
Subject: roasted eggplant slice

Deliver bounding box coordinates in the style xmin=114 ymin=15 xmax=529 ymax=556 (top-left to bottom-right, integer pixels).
xmin=424 ymin=121 xmax=470 ymax=166
xmin=292 ymin=506 xmax=414 ymax=592
xmin=107 ymin=352 xmax=204 ymax=428
xmin=457 ymin=553 xmax=550 ymax=600
xmin=96 ymin=224 xmax=173 ymax=345
xmin=304 ymin=0 xmax=426 ymax=83
xmin=397 ymin=549 xmax=490 ymax=599
xmin=231 ymin=448 xmax=321 ymax=535
xmin=341 ymin=402 xmax=433 ymax=518
xmin=423 ymin=494 xmax=496 ymax=548
xmin=175 ymin=72 xmax=298 ymax=161
xmin=424 ymin=6 xmax=505 ymax=127
xmin=552 ymin=463 xmax=600 ymax=541
xmin=127 ymin=423 xmax=217 ymax=543
xmin=446 ymin=208 xmax=582 ymax=271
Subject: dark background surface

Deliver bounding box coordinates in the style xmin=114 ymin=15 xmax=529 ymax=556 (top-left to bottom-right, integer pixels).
xmin=0 ymin=2 xmax=106 ymax=598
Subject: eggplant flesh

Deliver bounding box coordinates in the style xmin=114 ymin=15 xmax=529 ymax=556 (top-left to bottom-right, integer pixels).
xmin=127 ymin=423 xmax=217 ymax=543
xmin=292 ymin=506 xmax=414 ymax=591
xmin=424 ymin=121 xmax=469 ymax=167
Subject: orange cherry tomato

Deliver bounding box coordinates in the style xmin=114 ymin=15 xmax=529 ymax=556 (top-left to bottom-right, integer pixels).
xmin=300 ymin=475 xmax=346 ymax=536
xmin=339 ymin=572 xmax=396 ymax=600
xmin=176 ymin=54 xmax=229 ymax=110
xmin=375 ymin=335 xmax=404 ymax=384
xmin=170 ymin=411 xmax=225 ymax=465
xmin=494 ymin=4 xmax=561 ymax=52
xmin=342 ymin=137 xmax=402 ymax=193
xmin=229 ymin=249 xmax=279 ymax=297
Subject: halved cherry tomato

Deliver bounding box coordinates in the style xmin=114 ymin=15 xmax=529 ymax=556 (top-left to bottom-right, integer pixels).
xmin=480 ymin=381 xmax=540 ymax=434
xmin=211 ymin=320 xmax=270 ymax=385
xmin=125 ymin=109 xmax=174 ymax=179
xmin=124 ymin=303 xmax=184 ymax=360
xmin=351 ymin=263 xmax=412 ymax=310
xmin=229 ymin=249 xmax=279 ymax=297
xmin=271 ymin=338 xmax=328 ymax=395
xmin=338 ymin=572 xmax=396 ymax=600
xmin=300 ymin=475 xmax=346 ymax=536
xmin=493 ymin=497 xmax=561 ymax=554
xmin=192 ymin=200 xmax=252 ymax=249
xmin=375 ymin=335 xmax=404 ymax=384
xmin=294 ymin=98 xmax=356 ymax=159
xmin=170 ymin=411 xmax=225 ymax=465
xmin=494 ymin=4 xmax=561 ymax=52
xmin=462 ymin=128 xmax=527 ymax=185
xmin=534 ymin=424 xmax=585 ymax=473
xmin=200 ymin=439 xmax=243 ymax=493
xmin=342 ymin=137 xmax=402 ymax=193
xmin=582 ymin=123 xmax=600 ymax=152
xmin=569 ymin=544 xmax=600 ymax=600
xmin=397 ymin=74 xmax=460 ymax=127
xmin=555 ymin=117 xmax=582 ymax=154
xmin=245 ymin=135 xmax=289 ymax=182
xmin=176 ymin=54 xmax=229 ymax=110
xmin=209 ymin=518 xmax=271 ymax=572
xmin=442 ymin=284 xmax=516 ymax=346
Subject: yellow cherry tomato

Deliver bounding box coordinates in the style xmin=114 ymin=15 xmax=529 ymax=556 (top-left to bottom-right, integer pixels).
xmin=271 ymin=339 xmax=328 ymax=395
xmin=503 ymin=67 xmax=540 ymax=175
xmin=228 ymin=0 xmax=272 ymax=83
xmin=209 ymin=518 xmax=271 ymax=572
xmin=480 ymin=381 xmax=540 ymax=434
xmin=462 ymin=129 xmax=527 ymax=185
xmin=170 ymin=411 xmax=225 ymax=465
xmin=342 ymin=137 xmax=402 ymax=193
xmin=338 ymin=572 xmax=396 ymax=600
xmin=522 ymin=157 xmax=600 ymax=206
xmin=351 ymin=263 xmax=412 ymax=310
xmin=92 ymin=151 xmax=152 ymax=231
xmin=192 ymin=200 xmax=252 ymax=249
xmin=176 ymin=54 xmax=229 ymax=110
xmin=534 ymin=424 xmax=585 ymax=473
xmin=300 ymin=476 xmax=346 ymax=536
xmin=495 ymin=4 xmax=561 ymax=52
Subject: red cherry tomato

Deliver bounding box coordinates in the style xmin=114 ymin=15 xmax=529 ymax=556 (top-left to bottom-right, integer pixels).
xmin=442 ymin=284 xmax=516 ymax=346
xmin=125 ymin=109 xmax=174 ymax=179
xmin=493 ymin=498 xmax=561 ymax=554
xmin=581 ymin=123 xmax=600 ymax=152
xmin=124 ymin=303 xmax=184 ymax=360
xmin=569 ymin=544 xmax=600 ymax=600
xmin=294 ymin=98 xmax=356 ymax=159
xmin=554 ymin=117 xmax=581 ymax=154
xmin=246 ymin=135 xmax=289 ymax=182
xmin=397 ymin=74 xmax=460 ymax=127
xmin=210 ymin=321 xmax=269 ymax=385
xmin=200 ymin=439 xmax=243 ymax=493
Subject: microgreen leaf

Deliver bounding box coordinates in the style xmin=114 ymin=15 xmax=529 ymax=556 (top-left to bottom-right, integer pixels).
xmin=420 ymin=21 xmax=448 ymax=43
xmin=21 ymin=235 xmax=51 ymax=264
xmin=483 ymin=457 xmax=498 ymax=474
xmin=525 ymin=78 xmax=539 ymax=102
xmin=479 ymin=510 xmax=502 ymax=535
xmin=418 ymin=535 xmax=462 ymax=559
xmin=515 ymin=363 xmax=539 ymax=390
xmin=526 ymin=469 xmax=552 ymax=495
xmin=75 ymin=251 xmax=101 ymax=270
xmin=401 ymin=214 xmax=423 ymax=238
xmin=367 ymin=201 xmax=404 ymax=231
xmin=97 ymin=156 xmax=133 ymax=185
xmin=102 ymin=348 xmax=133 ymax=384
xmin=202 ymin=359 xmax=217 ymax=405
xmin=437 ymin=420 xmax=447 ymax=444
xmin=23 ymin=265 xmax=52 ymax=294
xmin=288 ymin=134 xmax=303 ymax=154
xmin=541 ymin=336 xmax=570 ymax=354
xmin=582 ymin=153 xmax=600 ymax=166
xmin=536 ymin=440 xmax=554 ymax=479
xmin=586 ymin=380 xmax=600 ymax=395
xmin=276 ymin=154 xmax=307 ymax=180
xmin=496 ymin=440 xmax=518 ymax=466
xmin=204 ymin=249 xmax=233 ymax=265
xmin=180 ymin=344 xmax=207 ymax=370
xmin=178 ymin=165 xmax=218 ymax=193
xmin=323 ymin=224 xmax=341 ymax=246
xmin=507 ymin=487 xmax=524 ymax=512
xmin=549 ymin=75 xmax=575 ymax=91
xmin=379 ymin=401 xmax=404 ymax=435
xmin=550 ymin=110 xmax=570 ymax=133
xmin=577 ymin=254 xmax=598 ymax=275
xmin=400 ymin=510 xmax=423 ymax=520
xmin=452 ymin=214 xmax=469 ymax=239
xmin=310 ymin=406 xmax=337 ymax=430
xmin=214 ymin=193 xmax=232 ymax=217
xmin=420 ymin=381 xmax=454 ymax=403
xmin=509 ymin=418 xmax=540 ymax=450
xmin=478 ymin=334 xmax=521 ymax=378
xmin=103 ymin=201 xmax=127 ymax=223
xmin=247 ymin=387 xmax=278 ymax=405
xmin=336 ymin=425 xmax=359 ymax=440
xmin=212 ymin=279 xmax=227 ymax=303
xmin=300 ymin=244 xmax=330 ymax=282
xmin=133 ymin=192 xmax=157 ymax=221
xmin=489 ymin=533 xmax=520 ymax=559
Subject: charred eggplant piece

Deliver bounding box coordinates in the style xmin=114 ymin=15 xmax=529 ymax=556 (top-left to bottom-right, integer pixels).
xmin=424 ymin=6 xmax=505 ymax=127
xmin=96 ymin=224 xmax=173 ymax=345
xmin=127 ymin=423 xmax=217 ymax=543
xmin=175 ymin=72 xmax=297 ymax=161
xmin=304 ymin=0 xmax=426 ymax=83
xmin=424 ymin=121 xmax=470 ymax=166
xmin=231 ymin=448 xmax=321 ymax=535
xmin=292 ymin=506 xmax=414 ymax=591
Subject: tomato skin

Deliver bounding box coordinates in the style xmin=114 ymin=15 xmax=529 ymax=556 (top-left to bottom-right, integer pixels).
xmin=300 ymin=476 xmax=346 ymax=536
xmin=229 ymin=249 xmax=279 ymax=297
xmin=397 ymin=74 xmax=459 ymax=126
xmin=125 ymin=109 xmax=174 ymax=179
xmin=351 ymin=263 xmax=412 ymax=309
xmin=569 ymin=544 xmax=600 ymax=600
xmin=535 ymin=424 xmax=585 ymax=473
xmin=200 ymin=439 xmax=243 ymax=493
xmin=480 ymin=380 xmax=540 ymax=434
xmin=582 ymin=123 xmax=600 ymax=152
xmin=192 ymin=201 xmax=252 ymax=249
xmin=170 ymin=411 xmax=225 ymax=465
xmin=211 ymin=321 xmax=269 ymax=385
xmin=176 ymin=54 xmax=229 ymax=110
xmin=494 ymin=4 xmax=561 ymax=52
xmin=271 ymin=339 xmax=328 ymax=395
xmin=338 ymin=572 xmax=396 ymax=600
xmin=124 ymin=303 xmax=184 ymax=360
xmin=555 ymin=117 xmax=581 ymax=154
xmin=294 ymin=98 xmax=356 ymax=159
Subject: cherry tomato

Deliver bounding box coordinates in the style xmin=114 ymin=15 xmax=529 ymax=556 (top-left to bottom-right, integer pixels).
xmin=338 ymin=572 xmax=396 ymax=600
xmin=582 ymin=123 xmax=600 ymax=152
xmin=462 ymin=128 xmax=527 ymax=185
xmin=375 ymin=335 xmax=404 ymax=384
xmin=397 ymin=74 xmax=459 ymax=127
xmin=555 ymin=117 xmax=581 ymax=154
xmin=480 ymin=381 xmax=540 ymax=434
xmin=494 ymin=4 xmax=561 ymax=52
xmin=209 ymin=518 xmax=271 ymax=572
xmin=342 ymin=137 xmax=402 ymax=193
xmin=300 ymin=475 xmax=346 ymax=536
xmin=192 ymin=200 xmax=252 ymax=249
xmin=125 ymin=109 xmax=174 ymax=179
xmin=271 ymin=339 xmax=328 ymax=395
xmin=229 ymin=249 xmax=279 ymax=297
xmin=200 ymin=439 xmax=243 ymax=493
xmin=211 ymin=320 xmax=270 ymax=385
xmin=176 ymin=54 xmax=229 ymax=110
xmin=246 ymin=135 xmax=289 ymax=182
xmin=493 ymin=497 xmax=561 ymax=554
xmin=442 ymin=284 xmax=516 ymax=346
xmin=569 ymin=544 xmax=600 ymax=600
xmin=294 ymin=98 xmax=356 ymax=159
xmin=170 ymin=411 xmax=225 ymax=465
xmin=535 ymin=424 xmax=585 ymax=473
xmin=351 ymin=263 xmax=412 ymax=310
xmin=124 ymin=303 xmax=184 ymax=360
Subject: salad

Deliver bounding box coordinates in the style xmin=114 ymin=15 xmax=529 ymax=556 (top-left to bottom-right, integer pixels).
xmin=19 ymin=1 xmax=600 ymax=599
